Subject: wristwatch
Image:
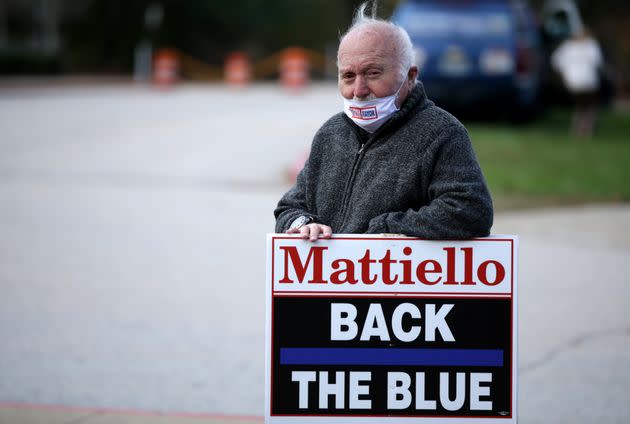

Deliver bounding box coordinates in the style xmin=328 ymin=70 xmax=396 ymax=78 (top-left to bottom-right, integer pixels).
xmin=289 ymin=215 xmax=314 ymax=230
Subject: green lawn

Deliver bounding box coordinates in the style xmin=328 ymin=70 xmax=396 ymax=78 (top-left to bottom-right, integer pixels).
xmin=466 ymin=108 xmax=630 ymax=210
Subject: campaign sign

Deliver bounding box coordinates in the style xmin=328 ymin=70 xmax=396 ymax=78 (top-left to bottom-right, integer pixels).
xmin=265 ymin=235 xmax=518 ymax=424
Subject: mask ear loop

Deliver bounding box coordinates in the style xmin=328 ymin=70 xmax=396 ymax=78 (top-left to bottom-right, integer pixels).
xmin=393 ymin=71 xmax=410 ymax=110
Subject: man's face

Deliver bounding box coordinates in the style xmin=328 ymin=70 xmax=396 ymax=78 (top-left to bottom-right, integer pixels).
xmin=338 ymin=26 xmax=410 ymax=105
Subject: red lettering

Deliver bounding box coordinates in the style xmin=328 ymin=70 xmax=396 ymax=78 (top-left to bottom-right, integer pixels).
xmin=358 ymin=250 xmax=377 ymax=285
xmin=330 ymin=259 xmax=358 ymax=284
xmin=461 ymin=247 xmax=475 ymax=285
xmin=279 ymin=246 xmax=328 ymax=284
xmin=477 ymin=260 xmax=506 ymax=286
xmin=400 ymin=246 xmax=414 ymax=284
xmin=443 ymin=247 xmax=458 ymax=284
xmin=378 ymin=250 xmax=398 ymax=285
xmin=416 ymin=259 xmax=442 ymax=285
xmin=278 ymin=244 xmax=507 ymax=288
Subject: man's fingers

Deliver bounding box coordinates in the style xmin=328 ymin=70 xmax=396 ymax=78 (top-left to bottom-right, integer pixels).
xmin=287 ymin=223 xmax=333 ymax=241
xmin=309 ymin=224 xmax=322 ymax=241
xmin=299 ymin=225 xmax=311 ymax=239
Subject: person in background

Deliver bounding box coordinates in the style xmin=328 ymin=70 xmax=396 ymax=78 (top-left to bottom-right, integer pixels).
xmin=274 ymin=1 xmax=493 ymax=241
xmin=551 ymin=28 xmax=604 ymax=139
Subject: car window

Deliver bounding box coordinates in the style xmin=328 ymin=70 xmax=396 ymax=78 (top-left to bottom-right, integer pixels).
xmin=396 ymin=9 xmax=512 ymax=38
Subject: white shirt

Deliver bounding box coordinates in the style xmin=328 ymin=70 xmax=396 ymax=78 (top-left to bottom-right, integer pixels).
xmin=551 ymin=37 xmax=603 ymax=93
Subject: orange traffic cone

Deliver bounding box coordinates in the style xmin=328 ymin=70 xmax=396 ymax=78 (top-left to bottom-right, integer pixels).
xmin=153 ymin=49 xmax=179 ymax=88
xmin=224 ymin=51 xmax=252 ymax=87
xmin=279 ymin=47 xmax=310 ymax=90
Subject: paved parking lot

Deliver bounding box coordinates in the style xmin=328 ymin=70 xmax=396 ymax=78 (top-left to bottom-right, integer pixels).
xmin=0 ymin=82 xmax=628 ymax=423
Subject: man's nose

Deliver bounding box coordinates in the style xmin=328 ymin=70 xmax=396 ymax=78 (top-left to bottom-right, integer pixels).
xmin=353 ymin=75 xmax=371 ymax=99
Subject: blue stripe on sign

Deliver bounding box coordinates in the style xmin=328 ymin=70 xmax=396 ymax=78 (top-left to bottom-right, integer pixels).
xmin=280 ymin=348 xmax=504 ymax=367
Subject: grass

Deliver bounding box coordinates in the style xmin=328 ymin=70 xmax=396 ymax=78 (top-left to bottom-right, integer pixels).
xmin=466 ymin=107 xmax=630 ymax=210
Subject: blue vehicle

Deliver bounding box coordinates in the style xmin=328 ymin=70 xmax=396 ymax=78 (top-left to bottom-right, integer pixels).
xmin=392 ymin=0 xmax=543 ymax=117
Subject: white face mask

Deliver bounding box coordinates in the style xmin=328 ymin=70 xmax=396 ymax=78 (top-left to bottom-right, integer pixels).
xmin=343 ymin=78 xmax=407 ymax=133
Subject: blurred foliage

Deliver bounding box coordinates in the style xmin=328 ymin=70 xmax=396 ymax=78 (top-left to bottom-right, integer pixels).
xmin=61 ymin=0 xmax=398 ymax=73
xmin=2 ymin=0 xmax=628 ymax=84
xmin=468 ymin=108 xmax=630 ymax=209
xmin=0 ymin=51 xmax=62 ymax=74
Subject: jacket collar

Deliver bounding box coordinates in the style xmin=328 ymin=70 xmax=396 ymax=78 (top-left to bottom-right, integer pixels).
xmin=383 ymin=80 xmax=431 ymax=131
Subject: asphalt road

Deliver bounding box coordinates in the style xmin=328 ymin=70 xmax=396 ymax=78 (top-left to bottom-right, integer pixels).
xmin=0 ymin=82 xmax=628 ymax=423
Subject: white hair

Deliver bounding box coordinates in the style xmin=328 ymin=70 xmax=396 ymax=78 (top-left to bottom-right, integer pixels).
xmin=338 ymin=1 xmax=415 ymax=82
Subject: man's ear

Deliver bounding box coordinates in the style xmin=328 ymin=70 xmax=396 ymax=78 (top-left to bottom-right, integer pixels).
xmin=408 ymin=65 xmax=419 ymax=82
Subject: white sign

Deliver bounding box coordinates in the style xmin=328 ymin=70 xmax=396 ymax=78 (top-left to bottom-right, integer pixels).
xmin=265 ymin=234 xmax=518 ymax=424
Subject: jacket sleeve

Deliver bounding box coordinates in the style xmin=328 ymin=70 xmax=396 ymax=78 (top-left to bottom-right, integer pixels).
xmin=274 ymin=157 xmax=319 ymax=233
xmin=366 ymin=123 xmax=493 ymax=239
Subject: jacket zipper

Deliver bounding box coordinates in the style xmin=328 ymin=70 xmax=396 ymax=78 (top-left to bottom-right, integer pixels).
xmin=337 ymin=143 xmax=365 ymax=231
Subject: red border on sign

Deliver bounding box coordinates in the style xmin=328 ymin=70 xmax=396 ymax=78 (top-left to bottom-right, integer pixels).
xmin=272 ymin=236 xmax=514 ymax=296
xmin=274 ymin=291 xmax=510 ymax=297
xmin=268 ymin=235 xmax=515 ymax=420
xmin=274 ymin=293 xmax=511 ymax=299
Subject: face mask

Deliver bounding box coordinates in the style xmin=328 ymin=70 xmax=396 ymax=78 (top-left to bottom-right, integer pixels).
xmin=343 ymin=78 xmax=407 ymax=133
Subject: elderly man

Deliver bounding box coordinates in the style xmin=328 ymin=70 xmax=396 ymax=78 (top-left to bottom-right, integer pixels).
xmin=274 ymin=3 xmax=493 ymax=241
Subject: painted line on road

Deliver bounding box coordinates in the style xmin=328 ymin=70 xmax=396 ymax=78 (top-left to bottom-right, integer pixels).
xmin=0 ymin=401 xmax=264 ymax=421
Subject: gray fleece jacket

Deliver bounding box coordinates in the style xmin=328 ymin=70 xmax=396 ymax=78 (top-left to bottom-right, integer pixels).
xmin=274 ymin=82 xmax=493 ymax=239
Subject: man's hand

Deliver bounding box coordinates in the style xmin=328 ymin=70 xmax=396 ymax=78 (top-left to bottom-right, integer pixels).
xmin=287 ymin=223 xmax=333 ymax=241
